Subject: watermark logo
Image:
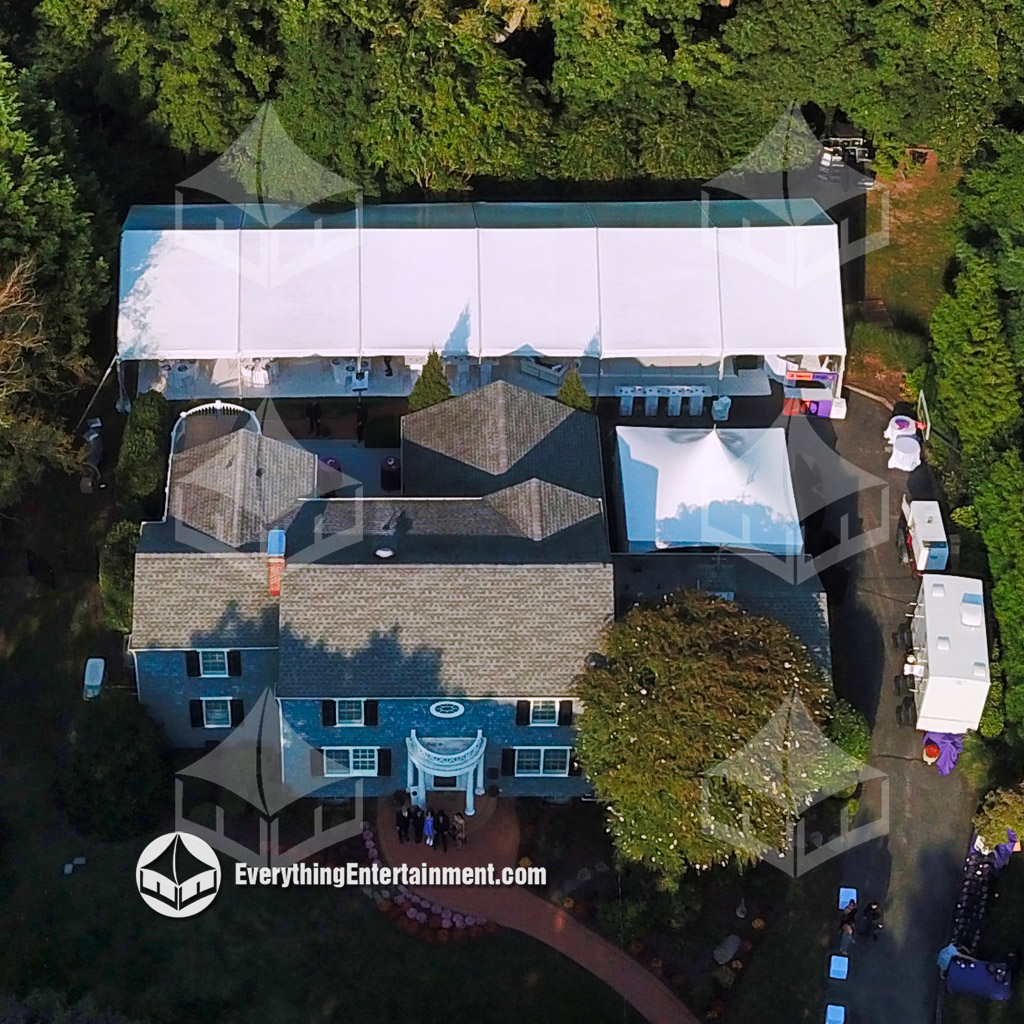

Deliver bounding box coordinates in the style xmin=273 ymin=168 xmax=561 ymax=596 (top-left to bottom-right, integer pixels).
xmin=701 ymin=690 xmax=888 ymax=877
xmin=176 ymin=689 xmax=364 ymax=868
xmin=701 ymin=102 xmax=890 ymax=285
xmin=136 ymin=831 xmax=222 ymax=917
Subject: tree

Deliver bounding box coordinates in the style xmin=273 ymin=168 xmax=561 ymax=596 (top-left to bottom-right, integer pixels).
xmin=555 ymin=365 xmax=593 ymax=412
xmin=115 ymin=390 xmax=170 ymax=505
xmin=408 ymin=350 xmax=452 ymax=412
xmin=574 ymin=590 xmax=833 ymax=883
xmin=827 ymin=699 xmax=871 ymax=761
xmin=98 ymin=521 xmax=139 ymax=634
xmin=974 ymin=781 xmax=1024 ymax=850
xmin=56 ymin=693 xmax=170 ymax=842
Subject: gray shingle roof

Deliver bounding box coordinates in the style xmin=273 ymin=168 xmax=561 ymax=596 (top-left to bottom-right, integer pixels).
xmin=278 ymin=562 xmax=614 ymax=697
xmin=131 ymin=552 xmax=279 ymax=648
xmin=402 ymin=381 xmax=604 ymax=499
xmin=168 ymin=431 xmax=319 ymax=548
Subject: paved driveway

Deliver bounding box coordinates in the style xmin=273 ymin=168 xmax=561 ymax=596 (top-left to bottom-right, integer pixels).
xmin=824 ymin=394 xmax=976 ymax=1023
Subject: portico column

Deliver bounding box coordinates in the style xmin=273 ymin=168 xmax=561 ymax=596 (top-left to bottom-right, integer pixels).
xmin=475 ymin=758 xmax=485 ymax=796
xmin=465 ymin=772 xmax=475 ymax=817
xmin=406 ymin=748 xmax=415 ymax=798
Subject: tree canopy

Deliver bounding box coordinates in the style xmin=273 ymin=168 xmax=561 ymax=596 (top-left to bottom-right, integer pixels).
xmin=574 ymin=590 xmax=835 ymax=883
xmin=408 ymin=350 xmax=452 ymax=412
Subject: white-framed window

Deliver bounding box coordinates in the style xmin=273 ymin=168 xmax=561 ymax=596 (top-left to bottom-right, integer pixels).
xmin=335 ymin=699 xmax=365 ymax=725
xmin=529 ymin=699 xmax=558 ymax=726
xmin=430 ymin=700 xmax=465 ymax=719
xmin=515 ymin=747 xmax=571 ymax=777
xmin=199 ymin=650 xmax=229 ymax=677
xmin=323 ymin=747 xmax=378 ymax=777
xmin=202 ymin=698 xmax=232 ymax=728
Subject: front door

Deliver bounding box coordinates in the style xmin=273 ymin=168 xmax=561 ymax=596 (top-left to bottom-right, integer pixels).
xmin=432 ymin=775 xmax=459 ymax=789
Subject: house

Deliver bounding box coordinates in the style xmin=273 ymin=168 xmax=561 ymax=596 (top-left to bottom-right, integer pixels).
xmin=116 ymin=199 xmax=847 ymax=413
xmin=130 ymin=383 xmax=614 ymax=812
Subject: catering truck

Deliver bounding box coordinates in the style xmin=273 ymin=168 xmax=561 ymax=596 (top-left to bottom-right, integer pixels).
xmin=905 ymin=576 xmax=990 ymax=733
xmin=898 ymin=496 xmax=949 ymax=573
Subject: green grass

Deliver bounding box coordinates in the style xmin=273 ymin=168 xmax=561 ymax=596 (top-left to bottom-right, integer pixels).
xmin=0 ymin=468 xmax=643 ymax=1024
xmin=848 ymin=321 xmax=928 ymax=374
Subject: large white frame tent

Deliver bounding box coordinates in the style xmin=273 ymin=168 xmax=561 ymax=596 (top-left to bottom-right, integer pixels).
xmin=117 ymin=199 xmax=845 ymax=385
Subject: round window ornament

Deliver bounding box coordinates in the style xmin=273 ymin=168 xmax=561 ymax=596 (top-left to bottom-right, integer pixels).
xmin=430 ymin=701 xmax=465 ymax=719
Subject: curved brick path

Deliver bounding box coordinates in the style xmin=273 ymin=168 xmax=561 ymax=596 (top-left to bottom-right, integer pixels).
xmin=377 ymin=799 xmax=699 ymax=1024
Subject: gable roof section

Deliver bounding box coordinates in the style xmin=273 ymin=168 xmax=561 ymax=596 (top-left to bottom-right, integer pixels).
xmin=277 ymin=562 xmax=614 ymax=697
xmin=131 ymin=552 xmax=279 ymax=648
xmin=402 ymin=381 xmax=604 ymax=498
xmin=169 ymin=431 xmax=318 ymax=548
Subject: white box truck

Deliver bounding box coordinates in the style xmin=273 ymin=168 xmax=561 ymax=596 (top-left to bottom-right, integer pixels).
xmin=907 ymin=577 xmax=990 ymax=733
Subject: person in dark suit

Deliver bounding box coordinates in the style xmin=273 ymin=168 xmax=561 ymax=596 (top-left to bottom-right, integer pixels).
xmin=411 ymin=805 xmax=425 ymax=844
xmin=434 ymin=809 xmax=450 ymax=853
xmin=396 ymin=804 xmax=411 ymax=844
xmin=306 ymin=402 xmax=323 ymax=436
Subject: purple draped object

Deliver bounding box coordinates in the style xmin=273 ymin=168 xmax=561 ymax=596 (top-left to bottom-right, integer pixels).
xmin=924 ymin=732 xmax=964 ymax=775
xmin=994 ymin=829 xmax=1019 ymax=871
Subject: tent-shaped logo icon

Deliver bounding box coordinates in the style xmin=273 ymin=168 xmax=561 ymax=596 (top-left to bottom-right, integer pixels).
xmin=136 ymin=831 xmax=222 ymax=918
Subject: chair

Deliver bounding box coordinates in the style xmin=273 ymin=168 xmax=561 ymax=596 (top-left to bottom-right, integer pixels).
xmin=825 ymin=1007 xmax=846 ymax=1024
xmin=829 ymin=956 xmax=849 ymax=980
xmin=838 ymin=887 xmax=857 ymax=910
xmin=711 ymin=396 xmax=732 ymax=422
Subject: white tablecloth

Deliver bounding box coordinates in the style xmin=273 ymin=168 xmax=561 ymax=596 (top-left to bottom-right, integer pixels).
xmin=883 ymin=415 xmax=917 ymax=444
xmin=889 ymin=435 xmax=921 ymax=471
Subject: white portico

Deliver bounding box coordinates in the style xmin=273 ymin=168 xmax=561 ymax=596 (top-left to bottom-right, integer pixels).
xmin=406 ymin=730 xmax=487 ymax=816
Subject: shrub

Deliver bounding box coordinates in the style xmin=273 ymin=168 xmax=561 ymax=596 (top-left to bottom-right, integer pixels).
xmin=951 ymin=505 xmax=980 ymax=531
xmin=556 ymin=365 xmax=593 ymax=411
xmin=974 ymin=781 xmax=1024 ymax=849
xmin=827 ymin=699 xmax=871 ymax=761
xmin=116 ymin=390 xmax=170 ymax=504
xmin=56 ymin=693 xmax=170 ymax=841
xmin=959 ymin=732 xmax=998 ymax=792
xmin=98 ymin=520 xmax=139 ymax=633
xmin=408 ymin=350 xmax=452 ymax=412
xmin=979 ymin=675 xmax=1005 ymax=738
xmin=595 ymin=897 xmax=649 ymax=945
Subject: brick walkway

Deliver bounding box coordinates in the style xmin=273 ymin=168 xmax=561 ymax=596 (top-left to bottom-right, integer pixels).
xmin=377 ymin=799 xmax=699 ymax=1024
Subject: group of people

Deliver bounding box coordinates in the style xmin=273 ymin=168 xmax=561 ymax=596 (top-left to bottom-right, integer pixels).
xmin=838 ymin=898 xmax=884 ymax=954
xmin=396 ymin=803 xmax=467 ymax=852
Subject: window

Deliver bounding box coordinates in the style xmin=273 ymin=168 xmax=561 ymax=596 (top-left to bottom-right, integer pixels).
xmin=529 ymin=700 xmax=558 ymax=726
xmin=202 ymin=698 xmax=231 ymax=728
xmin=199 ymin=650 xmax=228 ymax=677
xmin=430 ymin=701 xmax=465 ymax=719
xmin=433 ymin=776 xmax=458 ymax=788
xmin=335 ymin=700 xmax=365 ymax=725
xmin=323 ymin=747 xmax=378 ymax=777
xmin=733 ymin=355 xmax=763 ymax=372
xmin=514 ymin=747 xmax=571 ymax=777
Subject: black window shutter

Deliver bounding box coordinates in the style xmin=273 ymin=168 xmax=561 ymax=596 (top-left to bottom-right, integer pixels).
xmin=377 ymin=747 xmax=391 ymax=776
xmin=227 ymin=650 xmax=242 ymax=676
xmin=310 ymin=748 xmax=324 ymax=777
xmin=321 ymin=700 xmax=337 ymax=727
xmin=364 ymin=700 xmax=378 ymax=727
xmin=515 ymin=700 xmax=530 ymax=726
xmin=189 ymin=700 xmax=203 ymax=728
xmin=569 ymin=749 xmax=583 ymax=777
xmin=185 ymin=651 xmax=200 ymax=677
xmin=230 ymin=699 xmax=244 ymax=726
xmin=557 ymin=700 xmax=574 ymax=726
xmin=501 ymin=749 xmax=516 ymax=776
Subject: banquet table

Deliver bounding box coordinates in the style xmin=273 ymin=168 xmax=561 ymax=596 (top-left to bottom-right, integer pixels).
xmin=883 ymin=415 xmax=918 ymax=444
xmin=888 ymin=434 xmax=921 ymax=471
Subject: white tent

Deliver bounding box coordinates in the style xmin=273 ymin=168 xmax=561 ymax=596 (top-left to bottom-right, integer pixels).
xmin=117 ymin=201 xmax=846 ymax=367
xmin=616 ymin=426 xmax=803 ymax=554
xmin=911 ymin=577 xmax=991 ymax=733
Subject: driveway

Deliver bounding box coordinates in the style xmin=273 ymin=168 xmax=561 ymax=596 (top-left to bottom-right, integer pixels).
xmin=824 ymin=393 xmax=976 ymax=1023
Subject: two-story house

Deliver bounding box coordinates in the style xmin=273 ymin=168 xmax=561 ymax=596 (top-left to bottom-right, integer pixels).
xmin=131 ymin=382 xmax=614 ymax=813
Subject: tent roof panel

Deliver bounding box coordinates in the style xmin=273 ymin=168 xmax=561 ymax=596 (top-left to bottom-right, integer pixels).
xmin=362 ymin=203 xmax=477 ymax=229
xmin=123 ymin=205 xmax=245 ymax=231
xmin=474 ymin=202 xmax=596 ymax=229
xmin=704 ymin=199 xmax=835 ymax=228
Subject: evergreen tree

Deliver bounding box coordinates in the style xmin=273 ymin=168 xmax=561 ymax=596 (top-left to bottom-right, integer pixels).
xmin=556 ymin=365 xmax=593 ymax=412
xmin=408 ymin=350 xmax=452 ymax=412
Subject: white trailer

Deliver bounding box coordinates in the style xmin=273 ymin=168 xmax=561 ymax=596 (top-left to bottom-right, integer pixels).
xmin=899 ymin=496 xmax=949 ymax=572
xmin=907 ymin=577 xmax=990 ymax=733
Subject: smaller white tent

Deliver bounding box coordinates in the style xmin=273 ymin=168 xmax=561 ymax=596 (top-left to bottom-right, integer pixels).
xmin=616 ymin=427 xmax=803 ymax=554
xmin=911 ymin=577 xmax=991 ymax=733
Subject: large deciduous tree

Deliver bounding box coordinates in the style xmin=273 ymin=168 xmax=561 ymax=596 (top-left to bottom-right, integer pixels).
xmin=575 ymin=590 xmax=835 ymax=884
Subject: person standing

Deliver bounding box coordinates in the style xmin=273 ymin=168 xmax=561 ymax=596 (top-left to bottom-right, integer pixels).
xmin=411 ymin=805 xmax=425 ymax=844
xmin=840 ymin=899 xmax=858 ymax=933
xmin=396 ymin=803 xmax=411 ymax=844
xmin=452 ymin=811 xmax=467 ymax=850
xmin=862 ymin=901 xmax=883 ymax=940
xmin=839 ymin=922 xmax=856 ymax=955
xmin=424 ymin=809 xmax=435 ymax=848
xmin=435 ymin=809 xmax=450 ymax=853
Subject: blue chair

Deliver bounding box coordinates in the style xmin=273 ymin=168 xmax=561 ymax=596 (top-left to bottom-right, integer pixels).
xmin=838 ymin=887 xmax=857 ymax=910
xmin=829 ymin=955 xmax=849 ymax=980
xmin=825 ymin=1006 xmax=846 ymax=1024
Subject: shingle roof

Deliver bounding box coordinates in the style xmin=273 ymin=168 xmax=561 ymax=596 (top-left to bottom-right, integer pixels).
xmin=277 ymin=562 xmax=614 ymax=697
xmin=168 ymin=431 xmax=319 ymax=548
xmin=131 ymin=552 xmax=279 ymax=648
xmin=402 ymin=381 xmax=604 ymax=499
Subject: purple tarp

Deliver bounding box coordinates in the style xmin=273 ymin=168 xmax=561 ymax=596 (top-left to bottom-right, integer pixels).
xmin=924 ymin=732 xmax=964 ymax=775
xmin=946 ymin=956 xmax=1012 ymax=1000
xmin=993 ymin=829 xmax=1019 ymax=871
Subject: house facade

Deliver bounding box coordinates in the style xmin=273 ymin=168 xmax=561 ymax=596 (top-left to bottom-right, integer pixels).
xmin=131 ymin=383 xmax=614 ymax=812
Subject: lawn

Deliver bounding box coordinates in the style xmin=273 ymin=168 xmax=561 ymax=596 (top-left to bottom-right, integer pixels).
xmin=0 ymin=466 xmax=642 ymax=1024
